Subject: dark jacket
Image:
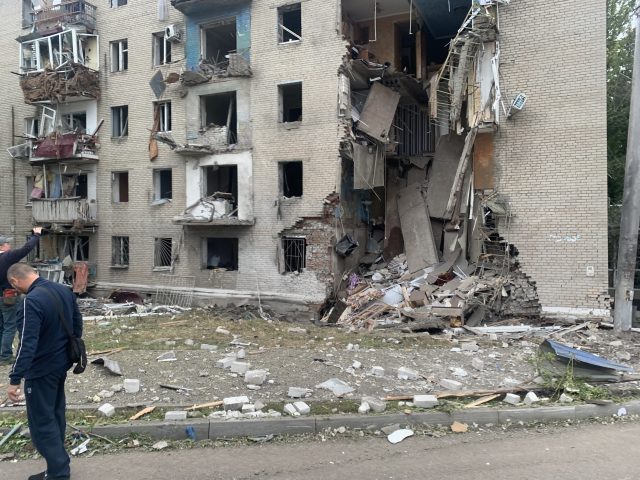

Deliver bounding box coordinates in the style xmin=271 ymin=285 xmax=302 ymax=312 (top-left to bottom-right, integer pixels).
xmin=9 ymin=277 xmax=83 ymax=385
xmin=0 ymin=234 xmax=40 ymax=291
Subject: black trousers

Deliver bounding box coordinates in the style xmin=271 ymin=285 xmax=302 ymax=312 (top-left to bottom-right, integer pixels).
xmin=25 ymin=370 xmax=70 ymax=479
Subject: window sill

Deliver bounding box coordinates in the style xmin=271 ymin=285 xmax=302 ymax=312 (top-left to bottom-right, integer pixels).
xmin=151 ymin=199 xmax=172 ymax=206
xmin=153 ymin=267 xmax=172 ymax=272
xmin=110 ymin=265 xmax=129 ymax=269
xmin=110 ymin=69 xmax=129 ymax=74
xmin=25 ymin=203 xmax=33 ymax=208
xmin=112 ymin=202 xmax=129 ymax=205
xmin=111 ymin=136 xmax=129 ymax=142
xmin=278 ymin=40 xmax=302 ymax=46
xmin=281 ymin=121 xmax=302 ymax=130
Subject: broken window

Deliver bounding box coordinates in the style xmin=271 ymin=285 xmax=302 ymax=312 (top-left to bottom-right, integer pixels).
xmin=395 ymin=22 xmax=417 ymax=75
xmin=153 ymin=32 xmax=172 ymax=66
xmin=153 ymin=168 xmax=172 ymax=201
xmin=60 ymin=173 xmax=87 ymax=199
xmin=61 ymin=111 xmax=87 ymax=132
xmin=279 ymin=161 xmax=303 ymax=198
xmin=154 ymin=237 xmax=173 ymax=269
xmin=202 ymin=18 xmax=237 ymax=64
xmin=282 ymin=237 xmax=306 ymax=273
xmin=66 ymin=236 xmax=90 ymax=261
xmin=110 ymin=39 xmax=128 ymax=72
xmin=279 ymin=82 xmax=302 ymax=123
xmin=278 ymin=3 xmax=302 ymax=43
xmin=154 ymin=101 xmax=172 ymax=132
xmin=111 ymin=0 xmax=127 ymax=7
xmin=22 ymin=0 xmax=36 ymax=27
xmin=25 ymin=117 xmax=40 ymax=137
xmin=204 ymin=238 xmax=238 ymax=271
xmin=204 ymin=165 xmax=237 ymax=197
xmin=111 ymin=236 xmax=129 ymax=267
xmin=201 ymin=92 xmax=237 ymax=144
xmin=40 ymin=106 xmax=56 ymax=136
xmin=20 ymin=30 xmax=98 ymax=72
xmin=111 ymin=105 xmax=128 ymax=137
xmin=111 ymin=171 xmax=129 ymax=203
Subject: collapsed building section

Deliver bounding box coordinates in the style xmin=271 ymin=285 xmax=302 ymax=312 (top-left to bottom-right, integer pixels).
xmin=326 ymin=0 xmax=539 ymax=328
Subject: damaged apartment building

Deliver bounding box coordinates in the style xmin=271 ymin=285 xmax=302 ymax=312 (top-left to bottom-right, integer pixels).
xmin=0 ymin=0 xmax=608 ymax=321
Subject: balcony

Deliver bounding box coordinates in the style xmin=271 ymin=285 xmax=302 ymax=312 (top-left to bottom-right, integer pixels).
xmin=33 ymin=1 xmax=97 ymax=34
xmin=32 ymin=132 xmax=99 ymax=163
xmin=32 ymin=198 xmax=97 ymax=225
xmin=171 ymin=0 xmax=247 ymax=15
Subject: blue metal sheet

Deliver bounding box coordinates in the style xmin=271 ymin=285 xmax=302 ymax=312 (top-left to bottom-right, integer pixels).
xmin=543 ymin=339 xmax=633 ymax=373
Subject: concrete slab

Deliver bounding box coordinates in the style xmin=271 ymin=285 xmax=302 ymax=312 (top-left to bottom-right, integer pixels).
xmin=91 ymin=420 xmax=210 ymax=441
xmin=208 ymin=417 xmax=315 ymax=439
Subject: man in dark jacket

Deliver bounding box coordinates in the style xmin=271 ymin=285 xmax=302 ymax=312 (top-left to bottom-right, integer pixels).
xmin=7 ymin=262 xmax=82 ymax=480
xmin=0 ymin=227 xmax=42 ymax=365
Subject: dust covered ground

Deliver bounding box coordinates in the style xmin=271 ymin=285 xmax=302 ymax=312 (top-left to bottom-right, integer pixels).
xmin=2 ymin=307 xmax=639 ymax=409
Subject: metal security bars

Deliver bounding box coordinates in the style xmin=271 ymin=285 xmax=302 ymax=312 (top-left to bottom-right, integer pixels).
xmin=154 ymin=237 xmax=173 ymax=268
xmin=283 ymin=236 xmax=306 ymax=273
xmin=111 ymin=236 xmax=129 ymax=267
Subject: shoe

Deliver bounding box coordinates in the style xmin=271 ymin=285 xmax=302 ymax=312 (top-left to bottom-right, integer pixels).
xmin=27 ymin=473 xmax=70 ymax=480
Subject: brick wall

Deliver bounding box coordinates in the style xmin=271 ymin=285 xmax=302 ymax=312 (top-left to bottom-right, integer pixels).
xmin=494 ymin=0 xmax=609 ymax=314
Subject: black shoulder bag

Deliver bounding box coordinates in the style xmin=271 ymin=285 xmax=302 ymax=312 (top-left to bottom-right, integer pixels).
xmin=40 ymin=287 xmax=87 ymax=374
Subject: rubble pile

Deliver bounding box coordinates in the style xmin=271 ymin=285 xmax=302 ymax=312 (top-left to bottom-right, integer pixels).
xmin=20 ymin=63 xmax=100 ymax=103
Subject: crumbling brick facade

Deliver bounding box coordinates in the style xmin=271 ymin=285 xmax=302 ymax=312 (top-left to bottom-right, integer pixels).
xmin=0 ymin=0 xmax=610 ymax=318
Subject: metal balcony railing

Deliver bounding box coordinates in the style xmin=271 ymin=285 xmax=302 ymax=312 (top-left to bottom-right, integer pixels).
xmin=34 ymin=1 xmax=97 ymax=32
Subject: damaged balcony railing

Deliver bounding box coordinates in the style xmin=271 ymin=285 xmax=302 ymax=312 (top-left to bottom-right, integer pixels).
xmin=34 ymin=1 xmax=97 ymax=32
xmin=31 ymin=198 xmax=97 ymax=224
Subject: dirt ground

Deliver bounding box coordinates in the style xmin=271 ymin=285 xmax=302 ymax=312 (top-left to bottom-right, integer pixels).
xmin=1 ymin=307 xmax=640 ymax=409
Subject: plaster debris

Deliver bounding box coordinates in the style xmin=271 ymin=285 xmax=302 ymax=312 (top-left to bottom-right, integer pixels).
xmin=439 ymin=378 xmax=463 ymax=390
xmin=387 ymin=429 xmax=414 ymax=444
xmin=123 ymin=379 xmax=141 ymax=394
xmin=316 ymin=378 xmax=355 ymax=397
xmin=288 ymin=387 xmax=313 ymax=398
xmin=97 ymin=403 xmax=115 ymax=417
xmin=157 ymin=351 xmax=177 ymax=362
xmin=503 ymin=393 xmax=521 ymax=405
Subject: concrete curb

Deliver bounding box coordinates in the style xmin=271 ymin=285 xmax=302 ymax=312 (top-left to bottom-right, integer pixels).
xmin=78 ymin=400 xmax=640 ymax=441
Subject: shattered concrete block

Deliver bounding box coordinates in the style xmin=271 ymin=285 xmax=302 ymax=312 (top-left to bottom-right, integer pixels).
xmin=358 ymin=402 xmax=370 ymax=414
xmin=236 ymin=348 xmax=246 ymax=359
xmin=288 ymin=327 xmax=307 ymax=334
xmin=450 ymin=367 xmax=468 ymax=378
xmin=471 ymin=358 xmax=485 ymax=371
xmin=110 ymin=384 xmax=123 ymax=393
xmin=230 ymin=361 xmax=251 ymax=374
xmin=500 ymin=378 xmax=521 ymax=388
xmin=241 ymin=404 xmax=256 ymax=414
xmin=254 ymin=400 xmax=265 ymax=411
xmin=488 ymin=334 xmax=498 ymax=341
xmin=284 ymin=403 xmax=299 ymax=416
xmin=352 ymin=361 xmax=362 ymax=369
xmin=413 ymin=395 xmax=439 ymax=409
xmin=616 ymin=351 xmax=632 ymax=361
xmin=288 ymin=387 xmax=312 ymax=398
xmin=461 ymin=342 xmax=480 ymax=352
xmin=152 ymin=441 xmax=168 ymax=450
xmin=164 ymin=411 xmax=187 ymax=421
xmin=98 ymin=403 xmax=115 ymax=418
xmin=439 ymin=379 xmax=463 ymax=391
xmin=200 ymin=344 xmax=218 ymax=352
xmin=503 ymin=393 xmax=521 ymax=405
xmin=370 ymin=366 xmax=385 ymax=377
xmin=362 ymin=396 xmax=387 ymax=413
xmin=123 ymin=379 xmax=140 ymax=394
xmin=97 ymin=390 xmax=114 ymax=399
xmin=156 ymin=351 xmax=177 ymax=362
xmin=397 ymin=367 xmax=419 ymax=380
xmin=523 ymin=392 xmax=539 ymax=405
xmin=216 ymin=357 xmax=235 ymax=369
xmin=184 ymin=339 xmax=195 ymax=346
xmin=216 ymin=327 xmax=230 ymax=335
xmin=223 ymin=396 xmax=250 ymax=411
xmin=246 ymin=384 xmax=261 ymax=391
xmin=244 ymin=369 xmax=268 ymax=386
xmin=559 ymin=393 xmax=574 ymax=403
xmin=315 ymin=378 xmax=354 ymax=396
xmin=293 ymin=401 xmax=311 ymax=415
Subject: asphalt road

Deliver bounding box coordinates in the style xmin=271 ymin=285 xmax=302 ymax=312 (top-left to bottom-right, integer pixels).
xmin=4 ymin=422 xmax=639 ymax=480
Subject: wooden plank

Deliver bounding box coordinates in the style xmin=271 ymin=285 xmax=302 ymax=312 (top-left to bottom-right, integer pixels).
xmin=129 ymin=406 xmax=156 ymax=421
xmin=462 ymin=394 xmax=500 ymax=409
xmin=473 ymin=132 xmax=495 ymax=189
xmin=88 ymin=347 xmax=125 ymax=356
xmin=185 ymin=401 xmax=224 ymax=411
xmin=443 ymin=127 xmax=478 ymax=219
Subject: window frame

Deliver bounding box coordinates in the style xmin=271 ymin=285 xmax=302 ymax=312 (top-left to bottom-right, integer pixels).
xmin=110 ymin=39 xmax=128 ymax=72
xmin=153 ymin=168 xmax=173 ymax=202
xmin=154 ymin=100 xmax=172 ymax=133
xmin=153 ymin=32 xmax=172 ymax=66
xmin=111 ymin=236 xmax=130 ymax=268
xmin=111 ymin=171 xmax=129 ymax=203
xmin=111 ymin=105 xmax=129 ymax=137
xmin=282 ymin=236 xmax=306 ymax=273
xmin=278 ymin=3 xmax=302 ymax=44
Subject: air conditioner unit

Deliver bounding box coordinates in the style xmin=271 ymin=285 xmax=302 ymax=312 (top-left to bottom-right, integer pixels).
xmin=165 ymin=24 xmax=182 ymax=43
